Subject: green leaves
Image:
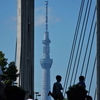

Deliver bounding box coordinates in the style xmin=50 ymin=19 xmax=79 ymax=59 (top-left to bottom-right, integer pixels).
xmin=3 ymin=62 xmax=18 ymax=85
xmin=6 ymin=62 xmax=18 ymax=81
xmin=0 ymin=51 xmax=18 ymax=86
xmin=0 ymin=51 xmax=8 ymax=72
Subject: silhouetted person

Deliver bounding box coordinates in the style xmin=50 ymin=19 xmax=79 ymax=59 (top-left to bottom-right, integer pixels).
xmin=48 ymin=75 xmax=64 ymax=100
xmin=78 ymin=76 xmax=86 ymax=88
xmin=27 ymin=95 xmax=33 ymax=100
xmin=86 ymin=95 xmax=93 ymax=100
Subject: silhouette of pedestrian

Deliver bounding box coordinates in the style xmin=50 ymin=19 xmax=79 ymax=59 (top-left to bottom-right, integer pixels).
xmin=27 ymin=95 xmax=33 ymax=100
xmin=86 ymin=95 xmax=93 ymax=100
xmin=48 ymin=75 xmax=64 ymax=100
xmin=78 ymin=75 xmax=86 ymax=88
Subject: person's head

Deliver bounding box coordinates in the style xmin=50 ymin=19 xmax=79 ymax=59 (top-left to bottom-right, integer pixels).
xmin=29 ymin=95 xmax=32 ymax=98
xmin=56 ymin=75 xmax=62 ymax=82
xmin=79 ymin=76 xmax=85 ymax=82
xmin=86 ymin=95 xmax=93 ymax=100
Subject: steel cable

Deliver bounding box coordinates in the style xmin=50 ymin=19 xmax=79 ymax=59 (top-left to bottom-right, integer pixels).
xmin=63 ymin=0 xmax=85 ymax=96
xmin=80 ymin=6 xmax=96 ymax=75
xmin=68 ymin=0 xmax=92 ymax=85
xmin=84 ymin=21 xmax=96 ymax=78
xmin=88 ymin=55 xmax=96 ymax=95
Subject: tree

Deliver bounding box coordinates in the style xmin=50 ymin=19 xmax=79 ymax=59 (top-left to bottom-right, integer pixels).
xmin=3 ymin=62 xmax=18 ymax=85
xmin=0 ymin=51 xmax=8 ymax=72
xmin=0 ymin=51 xmax=25 ymax=100
xmin=0 ymin=51 xmax=18 ymax=85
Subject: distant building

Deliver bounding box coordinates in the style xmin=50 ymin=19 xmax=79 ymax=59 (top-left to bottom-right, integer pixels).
xmin=40 ymin=1 xmax=53 ymax=100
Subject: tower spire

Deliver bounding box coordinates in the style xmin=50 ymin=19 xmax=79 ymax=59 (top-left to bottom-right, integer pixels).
xmin=42 ymin=1 xmax=51 ymax=59
xmin=45 ymin=1 xmax=48 ymax=31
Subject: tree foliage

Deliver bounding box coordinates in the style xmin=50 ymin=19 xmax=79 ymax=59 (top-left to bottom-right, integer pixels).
xmin=0 ymin=51 xmax=18 ymax=86
xmin=3 ymin=62 xmax=18 ymax=85
xmin=0 ymin=51 xmax=8 ymax=72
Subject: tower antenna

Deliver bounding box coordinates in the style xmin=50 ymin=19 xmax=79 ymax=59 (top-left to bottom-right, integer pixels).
xmin=45 ymin=1 xmax=48 ymax=31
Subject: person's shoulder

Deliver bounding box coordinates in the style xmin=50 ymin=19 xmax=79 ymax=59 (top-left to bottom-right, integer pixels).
xmin=54 ymin=82 xmax=57 ymax=85
xmin=54 ymin=82 xmax=61 ymax=86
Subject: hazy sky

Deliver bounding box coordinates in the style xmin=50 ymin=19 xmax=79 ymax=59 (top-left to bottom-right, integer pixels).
xmin=0 ymin=0 xmax=96 ymax=100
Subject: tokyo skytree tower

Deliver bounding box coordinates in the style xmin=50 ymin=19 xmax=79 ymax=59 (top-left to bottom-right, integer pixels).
xmin=40 ymin=1 xmax=53 ymax=100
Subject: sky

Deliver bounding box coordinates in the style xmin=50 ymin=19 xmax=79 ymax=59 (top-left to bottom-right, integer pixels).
xmin=35 ymin=0 xmax=81 ymax=98
xmin=0 ymin=0 xmax=96 ymax=100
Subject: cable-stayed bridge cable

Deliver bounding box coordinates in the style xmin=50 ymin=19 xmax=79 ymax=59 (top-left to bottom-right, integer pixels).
xmin=63 ymin=0 xmax=85 ymax=96
xmin=68 ymin=0 xmax=92 ymax=85
xmin=63 ymin=0 xmax=96 ymax=98
xmin=88 ymin=55 xmax=96 ymax=95
xmin=80 ymin=6 xmax=96 ymax=75
xmin=84 ymin=22 xmax=96 ymax=79
xmin=73 ymin=0 xmax=92 ymax=84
